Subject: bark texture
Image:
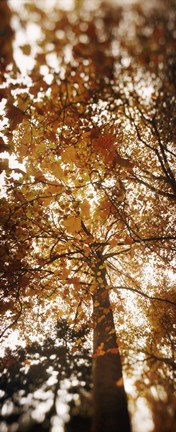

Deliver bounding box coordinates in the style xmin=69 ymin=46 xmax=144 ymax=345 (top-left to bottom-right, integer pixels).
xmin=92 ymin=270 xmax=131 ymax=432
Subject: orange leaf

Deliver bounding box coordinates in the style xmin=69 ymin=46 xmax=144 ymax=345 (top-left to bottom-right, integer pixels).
xmin=115 ymin=377 xmax=124 ymax=387
xmin=71 ymin=345 xmax=78 ymax=353
xmin=108 ymin=348 xmax=119 ymax=355
xmin=124 ymin=236 xmax=133 ymax=245
xmin=93 ymin=343 xmax=105 ymax=358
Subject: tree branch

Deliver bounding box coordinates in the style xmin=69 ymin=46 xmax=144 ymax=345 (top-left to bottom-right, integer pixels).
xmin=114 ymin=285 xmax=176 ymax=306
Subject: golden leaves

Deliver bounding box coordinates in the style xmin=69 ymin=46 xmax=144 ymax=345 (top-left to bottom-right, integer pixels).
xmin=80 ymin=200 xmax=90 ymax=219
xmin=83 ymin=244 xmax=91 ymax=257
xmin=46 ymin=162 xmax=64 ymax=180
xmin=61 ymin=146 xmax=78 ymax=164
xmin=1 ymin=0 xmax=174 ymax=376
xmin=97 ymin=197 xmax=116 ymax=221
xmin=47 ymin=184 xmax=64 ymax=194
xmin=59 ymin=268 xmax=70 ymax=280
xmin=63 ymin=215 xmax=81 ymax=234
xmin=109 ymin=238 xmax=118 ymax=248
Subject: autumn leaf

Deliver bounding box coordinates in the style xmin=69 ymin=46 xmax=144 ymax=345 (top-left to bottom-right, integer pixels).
xmin=48 ymin=162 xmax=64 ymax=180
xmin=83 ymin=244 xmax=90 ymax=256
xmin=80 ymin=200 xmax=90 ymax=219
xmin=109 ymin=238 xmax=118 ymax=247
xmin=20 ymin=44 xmax=31 ymax=55
xmin=115 ymin=377 xmax=124 ymax=387
xmin=92 ymin=133 xmax=116 ymax=165
xmin=0 ymin=137 xmax=12 ymax=153
xmin=97 ymin=315 xmax=105 ymax=324
xmin=124 ymin=236 xmax=133 ymax=245
xmin=61 ymin=146 xmax=78 ymax=164
xmin=71 ymin=345 xmax=78 ymax=354
xmin=63 ymin=215 xmax=81 ymax=234
xmin=115 ymin=153 xmax=134 ymax=171
xmin=0 ymin=158 xmax=9 ymax=173
xmin=5 ymin=103 xmax=25 ymax=128
xmin=60 ymin=268 xmax=70 ymax=280
xmin=93 ymin=342 xmax=106 ymax=358
xmin=108 ymin=347 xmax=119 ymax=355
xmin=67 ymin=277 xmax=80 ymax=284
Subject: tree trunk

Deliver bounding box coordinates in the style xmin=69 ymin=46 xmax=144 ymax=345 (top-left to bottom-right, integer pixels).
xmin=92 ymin=273 xmax=131 ymax=432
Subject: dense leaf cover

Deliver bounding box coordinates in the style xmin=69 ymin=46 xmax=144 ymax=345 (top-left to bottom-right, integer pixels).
xmin=0 ymin=0 xmax=176 ymax=431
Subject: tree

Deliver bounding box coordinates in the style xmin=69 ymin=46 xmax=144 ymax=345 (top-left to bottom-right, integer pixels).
xmin=0 ymin=319 xmax=92 ymax=432
xmin=0 ymin=0 xmax=175 ymax=431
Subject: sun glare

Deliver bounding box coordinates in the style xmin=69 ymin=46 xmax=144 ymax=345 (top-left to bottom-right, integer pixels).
xmin=0 ymin=330 xmax=26 ymax=357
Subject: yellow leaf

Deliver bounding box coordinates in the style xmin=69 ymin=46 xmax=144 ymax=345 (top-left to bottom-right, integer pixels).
xmin=97 ymin=277 xmax=103 ymax=284
xmin=60 ymin=268 xmax=70 ymax=280
xmin=80 ymin=200 xmax=90 ymax=219
xmin=42 ymin=196 xmax=53 ymax=206
xmin=61 ymin=146 xmax=78 ymax=164
xmin=63 ymin=215 xmax=81 ymax=234
xmin=46 ymin=184 xmax=64 ymax=194
xmin=50 ymin=162 xmax=64 ymax=179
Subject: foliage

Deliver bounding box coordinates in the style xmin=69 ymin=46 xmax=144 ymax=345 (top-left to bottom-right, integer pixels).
xmin=0 ymin=319 xmax=92 ymax=432
xmin=0 ymin=0 xmax=176 ymax=431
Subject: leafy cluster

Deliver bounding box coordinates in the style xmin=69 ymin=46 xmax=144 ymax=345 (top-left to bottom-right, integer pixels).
xmin=0 ymin=0 xmax=175 ymax=431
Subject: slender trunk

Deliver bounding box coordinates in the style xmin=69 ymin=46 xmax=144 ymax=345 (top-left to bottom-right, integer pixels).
xmin=91 ymin=271 xmax=131 ymax=432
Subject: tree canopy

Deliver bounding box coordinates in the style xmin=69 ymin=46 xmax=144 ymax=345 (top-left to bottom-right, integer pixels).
xmin=0 ymin=0 xmax=176 ymax=431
